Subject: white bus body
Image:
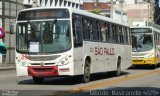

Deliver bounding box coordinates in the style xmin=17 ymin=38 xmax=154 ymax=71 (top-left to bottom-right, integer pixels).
xmin=15 ymin=7 xmax=132 ymax=83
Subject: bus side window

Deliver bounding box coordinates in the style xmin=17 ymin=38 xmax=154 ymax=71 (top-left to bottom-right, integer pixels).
xmin=100 ymin=22 xmax=106 ymax=42
xmin=127 ymin=28 xmax=131 ymax=45
xmin=73 ymin=15 xmax=83 ymax=47
xmin=97 ymin=21 xmax=102 ymax=41
xmin=122 ymin=27 xmax=125 ymax=44
xmin=112 ymin=25 xmax=118 ymax=43
xmin=158 ymin=34 xmax=159 ymax=45
xmin=159 ymin=34 xmax=160 ymax=45
xmin=124 ymin=27 xmax=128 ymax=44
xmin=105 ymin=23 xmax=109 ymax=42
xmin=83 ymin=18 xmax=90 ymax=40
xmin=118 ymin=26 xmax=124 ymax=44
xmin=91 ymin=20 xmax=99 ymax=41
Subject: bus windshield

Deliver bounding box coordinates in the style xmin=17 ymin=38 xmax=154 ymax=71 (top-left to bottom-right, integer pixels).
xmin=16 ymin=20 xmax=71 ymax=54
xmin=131 ymin=33 xmax=153 ymax=52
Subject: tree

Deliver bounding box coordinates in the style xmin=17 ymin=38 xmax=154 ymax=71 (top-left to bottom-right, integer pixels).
xmin=89 ymin=9 xmax=102 ymax=15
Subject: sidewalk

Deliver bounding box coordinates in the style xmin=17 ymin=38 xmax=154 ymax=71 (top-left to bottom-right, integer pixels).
xmin=0 ymin=63 xmax=16 ymax=70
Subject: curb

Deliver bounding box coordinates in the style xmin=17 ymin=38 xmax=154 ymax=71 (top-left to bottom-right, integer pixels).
xmin=0 ymin=67 xmax=16 ymax=71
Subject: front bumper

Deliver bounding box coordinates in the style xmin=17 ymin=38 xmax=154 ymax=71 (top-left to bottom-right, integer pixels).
xmin=28 ymin=66 xmax=59 ymax=77
xmin=132 ymin=57 xmax=157 ymax=65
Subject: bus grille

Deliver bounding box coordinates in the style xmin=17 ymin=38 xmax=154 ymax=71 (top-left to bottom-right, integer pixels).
xmin=33 ymin=68 xmax=53 ymax=72
xmin=31 ymin=55 xmax=60 ymax=61
xmin=132 ymin=53 xmax=147 ymax=56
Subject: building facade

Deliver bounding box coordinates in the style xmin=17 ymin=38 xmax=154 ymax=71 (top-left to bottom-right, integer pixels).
xmin=122 ymin=2 xmax=152 ymax=26
xmin=23 ymin=0 xmax=82 ymax=9
xmin=82 ymin=1 xmax=127 ymax=22
xmin=0 ymin=0 xmax=24 ymax=64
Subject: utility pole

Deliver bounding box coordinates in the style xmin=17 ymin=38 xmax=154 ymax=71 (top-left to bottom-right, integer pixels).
xmin=95 ymin=0 xmax=99 ymax=8
xmin=119 ymin=0 xmax=124 ymax=22
xmin=110 ymin=0 xmax=113 ymax=18
xmin=150 ymin=0 xmax=155 ymax=22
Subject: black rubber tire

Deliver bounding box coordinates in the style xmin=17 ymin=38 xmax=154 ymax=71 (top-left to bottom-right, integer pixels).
xmin=116 ymin=59 xmax=121 ymax=76
xmin=82 ymin=60 xmax=90 ymax=83
xmin=33 ymin=77 xmax=44 ymax=83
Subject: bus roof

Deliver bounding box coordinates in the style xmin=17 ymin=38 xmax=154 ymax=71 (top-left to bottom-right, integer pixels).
xmin=17 ymin=7 xmax=129 ymax=27
xmin=131 ymin=26 xmax=153 ymax=29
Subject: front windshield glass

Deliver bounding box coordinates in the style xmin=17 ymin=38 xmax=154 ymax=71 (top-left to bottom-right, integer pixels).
xmin=16 ymin=20 xmax=71 ymax=53
xmin=132 ymin=33 xmax=153 ymax=52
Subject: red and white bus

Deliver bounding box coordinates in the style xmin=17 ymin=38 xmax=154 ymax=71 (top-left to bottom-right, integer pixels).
xmin=15 ymin=7 xmax=132 ymax=83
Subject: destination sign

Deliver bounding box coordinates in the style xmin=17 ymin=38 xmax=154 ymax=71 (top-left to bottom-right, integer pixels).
xmin=131 ymin=28 xmax=152 ymax=33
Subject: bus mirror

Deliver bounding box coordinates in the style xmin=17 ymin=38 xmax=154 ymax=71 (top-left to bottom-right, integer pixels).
xmin=0 ymin=28 xmax=5 ymax=39
xmin=0 ymin=42 xmax=7 ymax=55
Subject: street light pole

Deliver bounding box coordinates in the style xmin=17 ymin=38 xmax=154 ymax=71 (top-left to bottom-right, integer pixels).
xmin=110 ymin=0 xmax=113 ymax=18
xmin=119 ymin=0 xmax=124 ymax=22
xmin=150 ymin=0 xmax=155 ymax=22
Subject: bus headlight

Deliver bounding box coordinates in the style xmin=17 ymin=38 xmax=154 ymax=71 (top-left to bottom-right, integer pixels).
xmin=59 ymin=55 xmax=72 ymax=65
xmin=145 ymin=53 xmax=154 ymax=58
xmin=60 ymin=57 xmax=69 ymax=65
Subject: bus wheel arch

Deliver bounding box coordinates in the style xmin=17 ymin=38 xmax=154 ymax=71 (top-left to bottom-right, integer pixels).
xmin=82 ymin=56 xmax=91 ymax=83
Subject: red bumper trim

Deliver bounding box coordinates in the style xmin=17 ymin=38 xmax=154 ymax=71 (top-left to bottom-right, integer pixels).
xmin=28 ymin=66 xmax=59 ymax=77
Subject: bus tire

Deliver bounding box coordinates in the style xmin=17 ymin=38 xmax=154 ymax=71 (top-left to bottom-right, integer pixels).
xmin=116 ymin=58 xmax=121 ymax=76
xmin=33 ymin=77 xmax=44 ymax=83
xmin=82 ymin=60 xmax=90 ymax=83
xmin=151 ymin=64 xmax=157 ymax=69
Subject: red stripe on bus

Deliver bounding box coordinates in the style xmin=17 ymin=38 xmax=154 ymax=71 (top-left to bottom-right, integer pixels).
xmin=28 ymin=66 xmax=59 ymax=77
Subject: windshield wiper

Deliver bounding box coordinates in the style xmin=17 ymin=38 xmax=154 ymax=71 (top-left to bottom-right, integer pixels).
xmin=139 ymin=35 xmax=144 ymax=40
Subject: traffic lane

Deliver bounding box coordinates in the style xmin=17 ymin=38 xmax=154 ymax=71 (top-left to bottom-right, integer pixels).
xmin=64 ymin=87 xmax=160 ymax=96
xmin=17 ymin=71 xmax=129 ymax=89
xmin=18 ymin=65 xmax=157 ymax=87
xmin=66 ymin=73 xmax=160 ymax=96
xmin=0 ymin=67 xmax=159 ymax=96
xmin=15 ymin=68 xmax=160 ymax=95
xmin=0 ymin=69 xmax=130 ymax=90
xmin=57 ymin=68 xmax=160 ymax=96
xmin=0 ymin=69 xmax=16 ymax=79
xmin=110 ymin=70 xmax=160 ymax=88
xmin=0 ymin=66 xmax=158 ymax=90
xmin=0 ymin=70 xmax=129 ymax=96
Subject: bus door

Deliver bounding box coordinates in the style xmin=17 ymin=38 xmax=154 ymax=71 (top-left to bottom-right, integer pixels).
xmin=72 ymin=14 xmax=83 ymax=74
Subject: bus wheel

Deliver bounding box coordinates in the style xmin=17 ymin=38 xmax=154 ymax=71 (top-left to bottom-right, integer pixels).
xmin=116 ymin=58 xmax=121 ymax=76
xmin=151 ymin=64 xmax=157 ymax=69
xmin=33 ymin=77 xmax=44 ymax=83
xmin=82 ymin=60 xmax=90 ymax=83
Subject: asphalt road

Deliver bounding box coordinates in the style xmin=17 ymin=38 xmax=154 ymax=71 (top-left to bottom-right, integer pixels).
xmin=0 ymin=65 xmax=159 ymax=96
